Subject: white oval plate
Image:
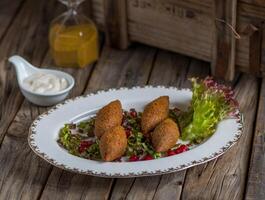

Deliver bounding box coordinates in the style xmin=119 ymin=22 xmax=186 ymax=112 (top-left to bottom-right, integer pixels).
xmin=28 ymin=86 xmax=243 ymax=178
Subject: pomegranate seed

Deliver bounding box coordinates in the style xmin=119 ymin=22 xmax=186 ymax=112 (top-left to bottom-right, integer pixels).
xmin=129 ymin=155 xmax=139 ymax=162
xmin=143 ymin=154 xmax=153 ymax=160
xmin=78 ymin=141 xmax=93 ymax=153
xmin=125 ymin=129 xmax=132 ymax=138
xmin=167 ymin=149 xmax=176 ymax=156
xmin=80 ymin=141 xmax=93 ymax=148
xmin=129 ymin=109 xmax=137 ymax=118
xmin=78 ymin=146 xmax=86 ymax=153
xmin=175 ymin=145 xmax=188 ymax=154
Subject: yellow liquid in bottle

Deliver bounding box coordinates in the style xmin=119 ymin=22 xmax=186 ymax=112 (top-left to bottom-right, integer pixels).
xmin=49 ymin=23 xmax=99 ymax=67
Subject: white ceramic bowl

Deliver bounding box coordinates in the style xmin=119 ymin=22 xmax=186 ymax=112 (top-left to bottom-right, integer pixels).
xmin=9 ymin=55 xmax=75 ymax=106
xmin=20 ymin=69 xmax=75 ymax=106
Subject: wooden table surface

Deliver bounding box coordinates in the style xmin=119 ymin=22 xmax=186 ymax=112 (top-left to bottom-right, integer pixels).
xmin=1 ymin=0 xmax=264 ymax=199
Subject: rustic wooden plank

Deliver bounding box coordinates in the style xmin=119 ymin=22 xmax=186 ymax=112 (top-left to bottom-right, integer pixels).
xmin=0 ymin=12 xmax=104 ymax=197
xmin=0 ymin=0 xmax=64 ymax=145
xmin=110 ymin=51 xmax=210 ymax=200
xmin=129 ymin=22 xmax=212 ymax=62
xmin=104 ymin=0 xmax=129 ymax=49
xmin=236 ymin=3 xmax=265 ymax=73
xmin=240 ymin=0 xmax=265 ymax=7
xmin=180 ymin=75 xmax=259 ymax=200
xmin=0 ymin=0 xmax=25 ymax=41
xmin=39 ymin=45 xmax=156 ymax=200
xmin=0 ymin=49 xmax=95 ymax=200
xmin=0 ymin=29 xmax=104 ymax=199
xmin=239 ymin=2 xmax=265 ymax=19
xmin=127 ymin=0 xmax=214 ymax=62
xmin=0 ymin=56 xmax=94 ymax=199
xmin=245 ymin=79 xmax=265 ymax=200
xmin=90 ymin=0 xmax=265 ymax=75
xmin=261 ymin=22 xmax=265 ymax=74
xmin=91 ymin=0 xmax=105 ymax=30
xmin=249 ymin=23 xmax=262 ymax=75
xmin=212 ymin=0 xmax=237 ymax=80
xmin=0 ymin=1 xmax=95 ymax=199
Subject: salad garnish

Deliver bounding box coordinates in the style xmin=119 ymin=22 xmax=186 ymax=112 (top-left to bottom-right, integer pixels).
xmin=173 ymin=77 xmax=239 ymax=143
xmin=57 ymin=77 xmax=239 ymax=161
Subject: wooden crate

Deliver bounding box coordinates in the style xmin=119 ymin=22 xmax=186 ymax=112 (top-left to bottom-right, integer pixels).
xmin=90 ymin=0 xmax=265 ymax=80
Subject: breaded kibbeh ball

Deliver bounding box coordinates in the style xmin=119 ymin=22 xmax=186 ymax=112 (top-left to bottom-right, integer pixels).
xmin=151 ymin=118 xmax=180 ymax=152
xmin=141 ymin=96 xmax=169 ymax=135
xmin=94 ymin=100 xmax=123 ymax=138
xmin=99 ymin=126 xmax=127 ymax=161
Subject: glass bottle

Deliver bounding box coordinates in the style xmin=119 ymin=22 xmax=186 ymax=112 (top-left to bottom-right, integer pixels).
xmin=49 ymin=0 xmax=99 ymax=68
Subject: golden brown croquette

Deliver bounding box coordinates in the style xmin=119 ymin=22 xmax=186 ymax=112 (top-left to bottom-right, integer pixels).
xmin=99 ymin=126 xmax=127 ymax=161
xmin=151 ymin=118 xmax=180 ymax=152
xmin=94 ymin=100 xmax=123 ymax=138
xmin=141 ymin=96 xmax=169 ymax=135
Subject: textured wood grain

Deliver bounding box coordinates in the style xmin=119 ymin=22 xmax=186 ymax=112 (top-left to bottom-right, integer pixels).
xmin=0 ymin=0 xmax=64 ymax=145
xmin=181 ymin=75 xmax=259 ymax=200
xmin=239 ymin=1 xmax=265 ymax=19
xmin=91 ymin=0 xmax=105 ymax=30
xmin=0 ymin=30 xmax=104 ymax=199
xmin=249 ymin=23 xmax=262 ymax=75
xmin=212 ymin=0 xmax=237 ymax=80
xmin=0 ymin=52 xmax=94 ymax=200
xmin=40 ymin=45 xmax=156 ymax=200
xmin=104 ymin=0 xmax=129 ymax=49
xmin=110 ymin=51 xmax=210 ymax=200
xmin=261 ymin=22 xmax=265 ymax=74
xmin=90 ymin=0 xmax=265 ymax=75
xmin=245 ymin=79 xmax=265 ymax=200
xmin=127 ymin=0 xmax=213 ymax=62
xmin=236 ymin=3 xmax=265 ymax=73
xmin=240 ymin=0 xmax=265 ymax=6
xmin=0 ymin=0 xmax=24 ymax=41
xmin=0 ymin=1 xmax=264 ymax=199
xmin=0 ymin=1 xmax=93 ymax=199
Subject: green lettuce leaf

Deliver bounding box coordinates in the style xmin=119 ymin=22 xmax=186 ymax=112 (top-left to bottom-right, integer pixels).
xmin=180 ymin=77 xmax=238 ymax=143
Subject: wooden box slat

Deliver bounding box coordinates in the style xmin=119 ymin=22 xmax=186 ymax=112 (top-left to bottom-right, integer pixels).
xmin=90 ymin=0 xmax=265 ymax=80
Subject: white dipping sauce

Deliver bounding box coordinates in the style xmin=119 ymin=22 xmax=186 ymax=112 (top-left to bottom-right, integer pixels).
xmin=23 ymin=73 xmax=68 ymax=94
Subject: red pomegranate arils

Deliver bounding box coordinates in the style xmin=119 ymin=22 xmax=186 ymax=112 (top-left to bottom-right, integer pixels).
xmin=80 ymin=141 xmax=93 ymax=148
xmin=167 ymin=149 xmax=176 ymax=156
xmin=129 ymin=155 xmax=139 ymax=162
xmin=78 ymin=146 xmax=86 ymax=153
xmin=142 ymin=154 xmax=153 ymax=160
xmin=78 ymin=141 xmax=93 ymax=153
xmin=126 ymin=129 xmax=132 ymax=138
xmin=129 ymin=108 xmax=137 ymax=118
xmin=175 ymin=145 xmax=189 ymax=154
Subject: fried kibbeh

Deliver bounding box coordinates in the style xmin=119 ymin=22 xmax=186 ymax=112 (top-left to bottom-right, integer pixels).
xmin=99 ymin=126 xmax=127 ymax=161
xmin=151 ymin=118 xmax=180 ymax=152
xmin=141 ymin=96 xmax=169 ymax=135
xmin=94 ymin=100 xmax=123 ymax=138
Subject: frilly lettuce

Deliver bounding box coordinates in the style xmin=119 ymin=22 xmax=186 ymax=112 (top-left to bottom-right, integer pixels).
xmin=179 ymin=77 xmax=239 ymax=143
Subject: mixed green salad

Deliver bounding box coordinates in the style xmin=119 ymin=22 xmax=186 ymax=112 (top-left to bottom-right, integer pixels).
xmin=58 ymin=77 xmax=239 ymax=161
